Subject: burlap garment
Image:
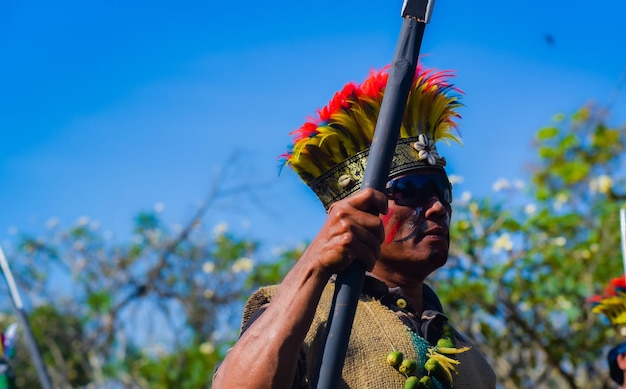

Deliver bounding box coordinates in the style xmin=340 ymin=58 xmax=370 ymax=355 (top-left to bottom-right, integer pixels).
xmin=242 ymin=283 xmax=495 ymax=389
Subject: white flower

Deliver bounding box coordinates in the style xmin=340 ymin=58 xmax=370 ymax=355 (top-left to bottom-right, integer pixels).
xmin=204 ymin=289 xmax=215 ymax=299
xmin=524 ymin=204 xmax=537 ymax=215
xmin=147 ymin=344 xmax=167 ymax=357
xmin=598 ymin=176 xmax=613 ymax=194
xmin=231 ymin=257 xmax=254 ymax=273
xmin=554 ymin=193 xmax=569 ymax=211
xmin=46 ymin=218 xmax=59 ymax=229
xmin=154 ymin=202 xmax=165 ymax=213
xmin=556 ymin=296 xmax=573 ymax=311
xmin=590 ymin=175 xmax=613 ymax=194
xmin=76 ymin=216 xmax=90 ymax=226
xmin=492 ymin=178 xmax=510 ymax=192
xmin=519 ymin=301 xmax=532 ymax=313
xmin=271 ymin=246 xmax=285 ymax=256
xmin=202 ymin=261 xmax=216 ymax=273
xmin=448 ymin=175 xmax=464 ymax=185
xmin=200 ymin=342 xmax=216 ymax=355
xmin=553 ymin=236 xmax=567 ymax=247
xmin=74 ymin=258 xmax=87 ymax=272
xmin=412 ymin=134 xmax=439 ymax=165
xmin=460 ymin=191 xmax=472 ymax=203
xmin=213 ymin=222 xmax=228 ymax=237
xmin=146 ymin=230 xmax=161 ymax=244
xmin=493 ymin=233 xmax=513 ymax=253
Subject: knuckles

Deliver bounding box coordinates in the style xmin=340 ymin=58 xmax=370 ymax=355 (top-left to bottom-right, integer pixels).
xmin=314 ymin=189 xmax=387 ymax=272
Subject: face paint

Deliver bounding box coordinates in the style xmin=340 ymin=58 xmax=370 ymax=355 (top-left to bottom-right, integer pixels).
xmin=385 ymin=200 xmax=451 ymax=243
xmin=396 ymin=208 xmax=428 ymax=243
xmin=380 ymin=209 xmax=393 ymax=225
xmin=385 ymin=223 xmax=401 ymax=244
xmin=406 ymin=207 xmax=423 ymax=231
xmin=382 ymin=209 xmax=400 ymax=244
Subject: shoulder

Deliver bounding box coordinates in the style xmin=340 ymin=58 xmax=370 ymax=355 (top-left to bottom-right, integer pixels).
xmin=421 ymin=284 xmax=496 ymax=387
xmin=240 ymin=283 xmax=337 ymax=333
xmin=240 ymin=285 xmax=280 ymax=333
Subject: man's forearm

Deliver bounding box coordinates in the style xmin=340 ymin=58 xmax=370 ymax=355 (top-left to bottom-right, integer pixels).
xmin=212 ymin=256 xmax=331 ymax=389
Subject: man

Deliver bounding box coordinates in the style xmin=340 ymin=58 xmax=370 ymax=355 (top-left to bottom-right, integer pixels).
xmin=589 ymin=276 xmax=626 ymax=388
xmin=213 ymin=64 xmax=496 ymax=388
xmin=609 ymin=342 xmax=626 ymax=389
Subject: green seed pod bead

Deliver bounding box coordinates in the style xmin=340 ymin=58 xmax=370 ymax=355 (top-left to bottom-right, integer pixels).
xmin=404 ymin=376 xmax=419 ymax=389
xmin=399 ymin=358 xmax=418 ymax=375
xmin=436 ymin=337 xmax=454 ymax=349
xmin=424 ymin=357 xmax=439 ymax=373
xmin=386 ymin=351 xmax=404 ymax=367
xmin=419 ymin=376 xmax=434 ymax=389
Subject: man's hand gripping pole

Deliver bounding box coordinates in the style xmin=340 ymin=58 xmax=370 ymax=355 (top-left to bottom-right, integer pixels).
xmin=313 ymin=1 xmax=435 ymax=388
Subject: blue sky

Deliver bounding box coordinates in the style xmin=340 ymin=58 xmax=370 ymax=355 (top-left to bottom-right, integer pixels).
xmin=1 ymin=0 xmax=626 ymax=254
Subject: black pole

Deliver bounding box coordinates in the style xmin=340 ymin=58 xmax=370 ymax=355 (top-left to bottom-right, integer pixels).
xmin=0 ymin=247 xmax=54 ymax=389
xmin=314 ymin=1 xmax=434 ymax=388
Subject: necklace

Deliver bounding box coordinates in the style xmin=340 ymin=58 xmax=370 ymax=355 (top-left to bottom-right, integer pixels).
xmin=359 ymin=297 xmax=471 ymax=389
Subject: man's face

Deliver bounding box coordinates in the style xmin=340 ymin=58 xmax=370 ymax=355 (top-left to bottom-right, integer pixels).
xmin=376 ymin=169 xmax=452 ymax=279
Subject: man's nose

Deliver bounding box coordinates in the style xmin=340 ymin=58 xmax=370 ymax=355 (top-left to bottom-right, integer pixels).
xmin=423 ymin=196 xmax=447 ymax=217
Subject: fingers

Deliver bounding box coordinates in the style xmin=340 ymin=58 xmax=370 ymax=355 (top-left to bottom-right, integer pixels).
xmin=305 ymin=189 xmax=387 ymax=274
xmin=342 ymin=188 xmax=389 ymax=216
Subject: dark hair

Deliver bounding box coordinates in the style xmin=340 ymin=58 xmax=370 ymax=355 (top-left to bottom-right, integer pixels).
xmin=608 ymin=342 xmax=626 ymax=384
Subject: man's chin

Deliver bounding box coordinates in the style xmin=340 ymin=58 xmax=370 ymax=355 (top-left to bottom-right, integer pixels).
xmin=427 ymin=249 xmax=448 ymax=269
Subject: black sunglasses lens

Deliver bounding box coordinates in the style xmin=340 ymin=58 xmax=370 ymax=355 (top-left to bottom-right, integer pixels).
xmin=393 ymin=177 xmax=424 ymax=203
xmin=387 ymin=175 xmax=452 ymax=205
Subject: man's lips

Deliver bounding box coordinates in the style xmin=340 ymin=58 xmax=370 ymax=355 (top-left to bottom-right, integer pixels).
xmin=422 ymin=225 xmax=448 ymax=237
xmin=396 ymin=225 xmax=448 ymax=243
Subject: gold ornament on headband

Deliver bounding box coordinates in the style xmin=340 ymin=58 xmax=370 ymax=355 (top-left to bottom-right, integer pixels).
xmin=280 ymin=64 xmax=463 ymax=210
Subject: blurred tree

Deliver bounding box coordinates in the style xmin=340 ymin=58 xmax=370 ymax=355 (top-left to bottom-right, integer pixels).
xmin=433 ymin=103 xmax=626 ymax=388
xmin=0 ymin=161 xmax=301 ymax=388
xmin=0 ymin=103 xmax=624 ymax=388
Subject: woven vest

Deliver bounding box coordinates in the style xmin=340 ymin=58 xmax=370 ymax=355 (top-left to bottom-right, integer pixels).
xmin=242 ymin=283 xmax=496 ymax=389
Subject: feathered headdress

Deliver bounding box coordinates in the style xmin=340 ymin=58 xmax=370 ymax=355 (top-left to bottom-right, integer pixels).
xmin=281 ymin=63 xmax=463 ymax=210
xmin=589 ymin=275 xmax=626 ymax=384
xmin=588 ymin=275 xmax=626 ymax=335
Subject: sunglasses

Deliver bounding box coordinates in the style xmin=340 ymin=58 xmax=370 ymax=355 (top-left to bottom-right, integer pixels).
xmin=385 ymin=174 xmax=453 ymax=206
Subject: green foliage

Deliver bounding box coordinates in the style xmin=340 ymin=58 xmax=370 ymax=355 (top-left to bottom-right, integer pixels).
xmin=124 ymin=339 xmax=224 ymax=389
xmin=2 ymin=205 xmax=297 ymax=387
xmin=2 ymin=102 xmax=624 ymax=388
xmin=246 ymin=245 xmax=305 ymax=287
xmin=4 ymin=306 xmax=90 ymax=388
xmin=434 ymin=103 xmax=626 ymax=388
xmin=87 ymin=291 xmax=113 ymax=314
